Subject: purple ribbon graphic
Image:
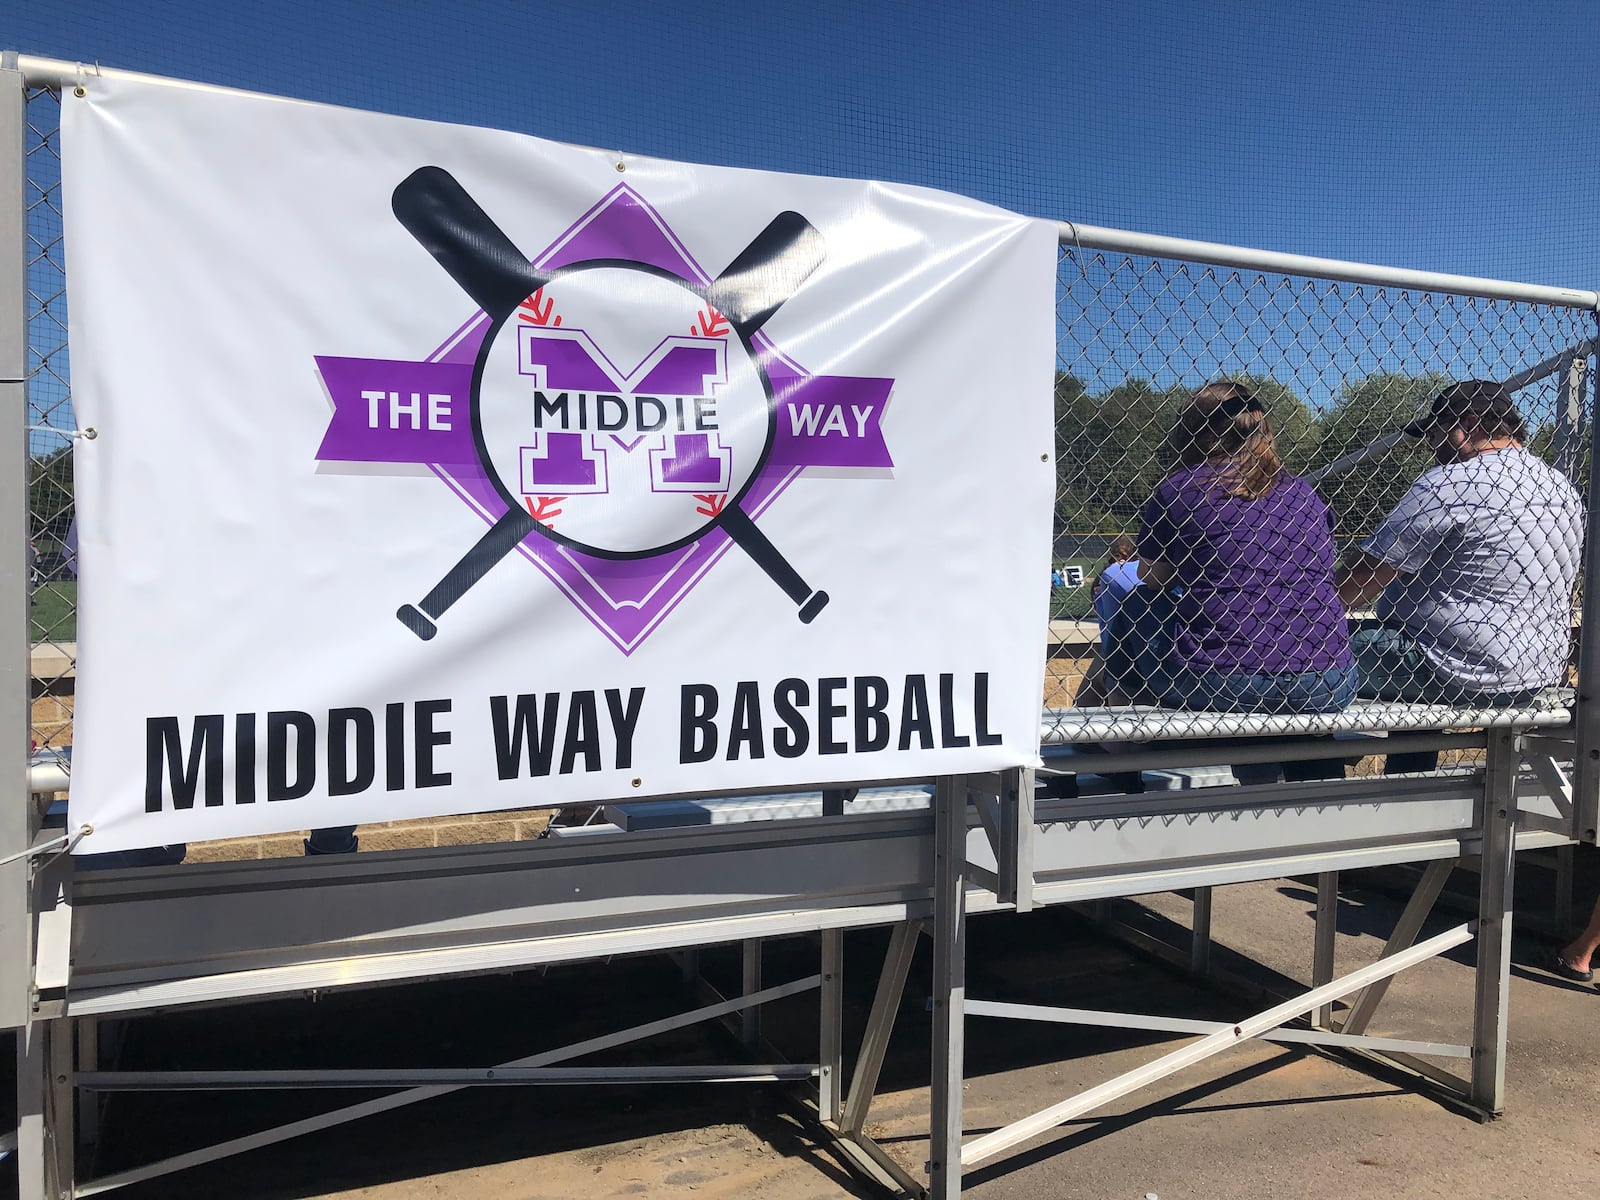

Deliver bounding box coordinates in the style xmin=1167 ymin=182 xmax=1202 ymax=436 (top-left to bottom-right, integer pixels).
xmin=315 ymin=356 xmax=476 ymax=466
xmin=767 ymin=360 xmax=894 ymax=469
xmin=316 ymin=349 xmax=894 ymax=472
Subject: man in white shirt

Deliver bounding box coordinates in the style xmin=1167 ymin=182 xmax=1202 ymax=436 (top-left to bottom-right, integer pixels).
xmin=1337 ymin=379 xmax=1584 ymax=769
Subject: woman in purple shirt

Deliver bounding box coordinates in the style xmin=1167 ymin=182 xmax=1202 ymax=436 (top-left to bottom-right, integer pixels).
xmin=1104 ymin=381 xmax=1355 ymax=715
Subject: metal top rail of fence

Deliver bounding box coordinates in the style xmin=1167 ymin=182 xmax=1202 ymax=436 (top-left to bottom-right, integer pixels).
xmin=1057 ymin=221 xmax=1600 ymax=310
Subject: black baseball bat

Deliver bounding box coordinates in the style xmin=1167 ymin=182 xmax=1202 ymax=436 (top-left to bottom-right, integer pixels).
xmin=391 ymin=172 xmax=829 ymax=636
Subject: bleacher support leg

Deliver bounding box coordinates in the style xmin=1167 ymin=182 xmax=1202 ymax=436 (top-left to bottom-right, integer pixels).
xmin=997 ymin=767 xmax=1035 ymax=912
xmin=1471 ymin=730 xmax=1519 ymax=1112
xmin=1189 ymin=886 xmax=1213 ymax=977
xmin=741 ymin=939 xmax=763 ymax=1050
xmin=818 ymin=929 xmax=843 ymax=1123
xmin=50 ymin=1017 xmax=73 ymax=1195
xmin=17 ymin=1015 xmax=72 ymax=1200
xmin=839 ymin=920 xmax=919 ymax=1137
xmin=1312 ymin=873 xmax=1337 ymax=1027
xmin=1554 ymin=844 xmax=1575 ymax=936
xmin=76 ymin=1017 xmax=99 ymax=1154
xmin=929 ymin=775 xmax=968 ymax=1200
xmin=16 ymin=1018 xmax=46 ymax=1200
xmin=1341 ymin=857 xmax=1457 ymax=1037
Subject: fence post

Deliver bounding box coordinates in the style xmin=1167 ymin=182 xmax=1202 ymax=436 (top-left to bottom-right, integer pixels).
xmin=1471 ymin=729 xmax=1519 ymax=1112
xmin=1575 ymin=318 xmax=1600 ymax=846
xmin=0 ymin=62 xmax=35 ymax=1035
xmin=928 ymin=774 xmax=967 ymax=1200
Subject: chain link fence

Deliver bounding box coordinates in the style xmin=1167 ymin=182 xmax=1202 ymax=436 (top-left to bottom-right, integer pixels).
xmin=24 ymin=84 xmax=73 ymax=762
xmin=1050 ymin=241 xmax=1597 ymax=746
xmin=18 ymin=81 xmax=1600 ymax=770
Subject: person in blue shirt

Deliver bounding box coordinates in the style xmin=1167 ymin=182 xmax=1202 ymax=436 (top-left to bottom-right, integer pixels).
xmin=1058 ymin=533 xmax=1144 ymax=794
xmin=1071 ymin=535 xmax=1141 ymax=708
xmin=1090 ymin=534 xmax=1141 ymax=650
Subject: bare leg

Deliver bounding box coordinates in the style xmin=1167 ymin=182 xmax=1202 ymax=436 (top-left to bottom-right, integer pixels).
xmin=1559 ymin=896 xmax=1600 ymax=974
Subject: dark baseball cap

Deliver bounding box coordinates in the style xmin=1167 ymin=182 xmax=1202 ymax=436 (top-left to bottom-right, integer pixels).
xmin=1401 ymin=379 xmax=1527 ymax=439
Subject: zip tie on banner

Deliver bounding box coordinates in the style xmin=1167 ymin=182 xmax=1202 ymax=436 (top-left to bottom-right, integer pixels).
xmin=1062 ymin=219 xmax=1087 ymax=264
xmin=26 ymin=425 xmax=97 ymax=439
xmin=71 ymin=61 xmax=97 ymax=99
xmin=0 ymin=824 xmax=93 ymax=869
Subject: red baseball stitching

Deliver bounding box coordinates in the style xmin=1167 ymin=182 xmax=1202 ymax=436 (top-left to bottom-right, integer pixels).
xmin=518 ymin=287 xmax=563 ymax=326
xmin=525 ymin=495 xmax=566 ymax=526
xmin=692 ymin=305 xmax=730 ymax=337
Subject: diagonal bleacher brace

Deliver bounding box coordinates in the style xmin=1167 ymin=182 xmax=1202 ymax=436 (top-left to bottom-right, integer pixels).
xmin=955 ymin=921 xmax=1475 ymax=1172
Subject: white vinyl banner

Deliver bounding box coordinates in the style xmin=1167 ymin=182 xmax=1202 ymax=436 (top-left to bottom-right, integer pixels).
xmin=62 ymin=75 xmax=1056 ymax=852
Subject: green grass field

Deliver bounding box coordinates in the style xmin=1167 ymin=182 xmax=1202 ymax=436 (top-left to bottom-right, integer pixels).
xmin=31 ymin=581 xmax=77 ymax=643
xmin=27 ymin=572 xmax=1100 ymax=640
xmin=27 ymin=575 xmax=1093 ymax=642
xmin=1048 ymin=559 xmax=1102 ymax=622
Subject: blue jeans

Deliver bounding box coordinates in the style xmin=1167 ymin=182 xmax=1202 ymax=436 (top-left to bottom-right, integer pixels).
xmin=1104 ymin=589 xmax=1356 ymax=783
xmin=1351 ymin=625 xmax=1539 ymax=773
xmin=1107 ymin=590 xmax=1357 ymax=714
xmin=1151 ymin=661 xmax=1357 ymax=715
xmin=1350 ymin=626 xmax=1538 ymax=708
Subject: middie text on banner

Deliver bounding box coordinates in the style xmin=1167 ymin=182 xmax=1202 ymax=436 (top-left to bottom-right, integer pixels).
xmin=62 ymin=74 xmax=1056 ymax=852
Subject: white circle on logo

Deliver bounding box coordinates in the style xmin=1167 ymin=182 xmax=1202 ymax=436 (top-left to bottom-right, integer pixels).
xmin=476 ymin=267 xmax=770 ymax=555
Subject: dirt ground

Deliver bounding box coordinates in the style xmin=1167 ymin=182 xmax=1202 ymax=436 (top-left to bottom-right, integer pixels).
xmin=7 ymin=856 xmax=1600 ymax=1200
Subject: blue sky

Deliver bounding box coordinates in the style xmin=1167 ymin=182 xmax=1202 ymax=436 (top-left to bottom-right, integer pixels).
xmin=8 ymin=0 xmax=1598 ymax=289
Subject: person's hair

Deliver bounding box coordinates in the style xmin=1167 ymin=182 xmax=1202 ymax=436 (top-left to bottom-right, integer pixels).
xmin=1090 ymin=533 xmax=1138 ymax=598
xmin=1166 ymin=380 xmax=1283 ymax=500
xmin=1470 ymin=410 xmax=1527 ymax=441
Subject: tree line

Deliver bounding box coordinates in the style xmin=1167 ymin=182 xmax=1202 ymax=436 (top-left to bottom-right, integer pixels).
xmin=1052 ymin=369 xmax=1571 ymax=546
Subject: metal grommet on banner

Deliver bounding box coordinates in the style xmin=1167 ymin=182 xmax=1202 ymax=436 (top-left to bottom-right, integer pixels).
xmin=82 ymin=426 xmax=98 ymax=440
xmin=615 ymin=158 xmax=626 ymax=173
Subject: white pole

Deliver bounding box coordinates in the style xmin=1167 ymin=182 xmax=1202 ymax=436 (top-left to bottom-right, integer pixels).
xmin=0 ymin=62 xmax=31 ymax=1037
xmin=1059 ymin=221 xmax=1600 ymax=311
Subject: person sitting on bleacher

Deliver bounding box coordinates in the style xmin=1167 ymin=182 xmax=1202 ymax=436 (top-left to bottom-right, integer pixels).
xmin=1103 ymin=381 xmax=1356 ymax=719
xmin=1090 ymin=534 xmax=1142 ymax=650
xmin=1336 ymin=380 xmax=1583 ymax=707
xmin=1335 ymin=380 xmax=1584 ymax=773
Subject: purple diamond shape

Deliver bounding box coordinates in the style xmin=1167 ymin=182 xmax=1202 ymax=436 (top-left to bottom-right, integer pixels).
xmin=425 ymin=186 xmax=808 ymax=654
